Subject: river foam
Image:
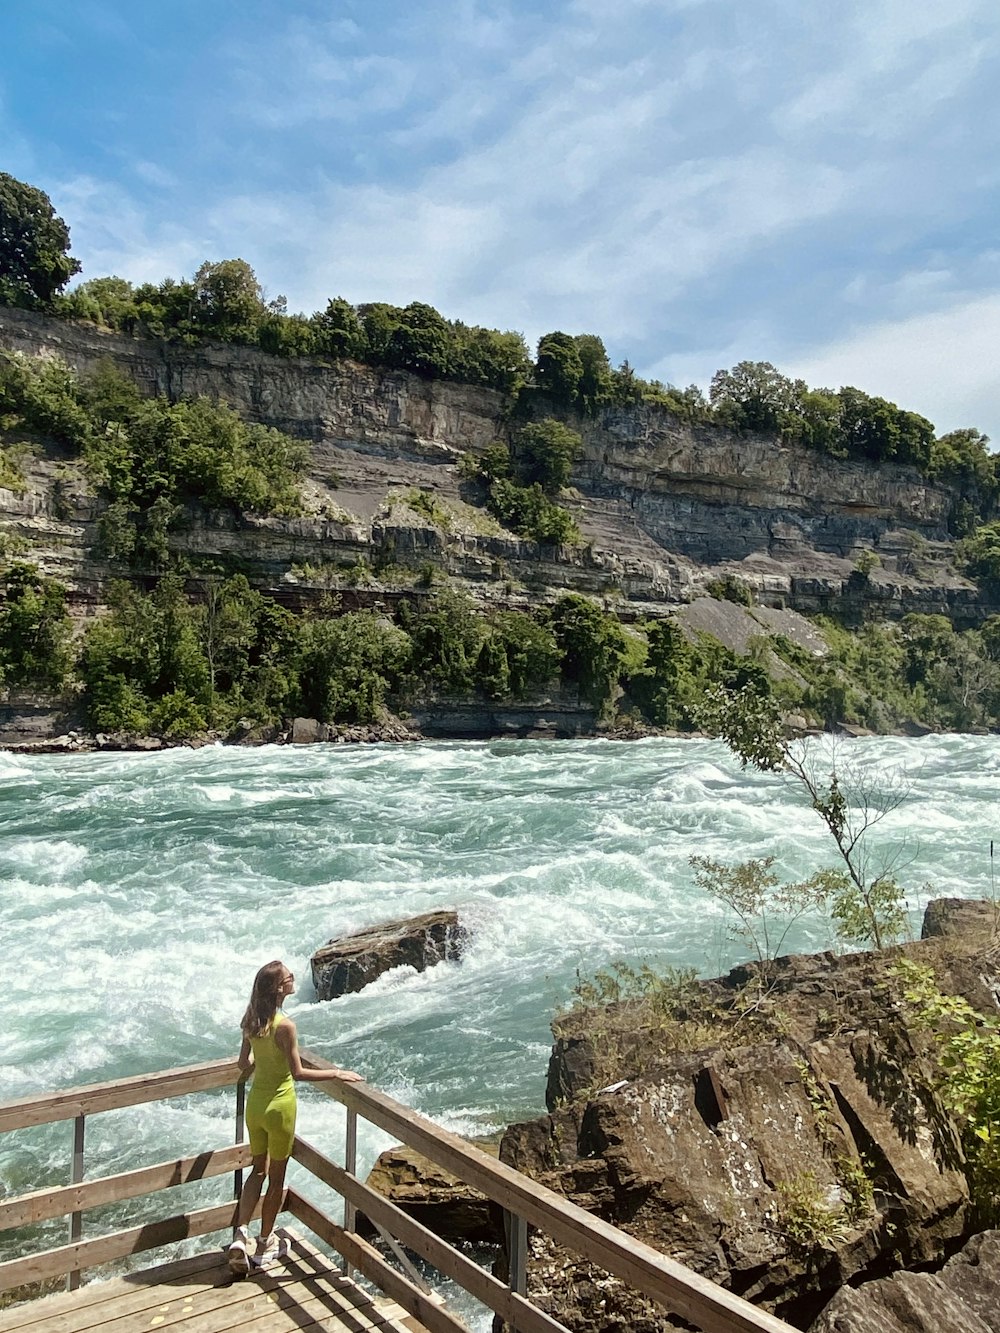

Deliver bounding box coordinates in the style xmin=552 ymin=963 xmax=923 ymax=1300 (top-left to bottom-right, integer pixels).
xmin=2 ymin=735 xmax=997 ymax=1271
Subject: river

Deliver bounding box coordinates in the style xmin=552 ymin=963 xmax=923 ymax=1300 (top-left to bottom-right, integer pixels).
xmin=2 ymin=733 xmax=997 ymax=1281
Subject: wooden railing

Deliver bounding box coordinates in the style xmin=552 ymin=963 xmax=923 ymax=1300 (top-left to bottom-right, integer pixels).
xmin=0 ymin=1054 xmax=797 ymax=1333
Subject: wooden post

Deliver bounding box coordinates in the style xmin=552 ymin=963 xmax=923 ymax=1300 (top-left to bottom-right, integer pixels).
xmin=66 ymin=1113 xmax=85 ymax=1291
xmin=343 ymin=1107 xmax=358 ymax=1277
xmin=508 ymin=1211 xmax=527 ymax=1298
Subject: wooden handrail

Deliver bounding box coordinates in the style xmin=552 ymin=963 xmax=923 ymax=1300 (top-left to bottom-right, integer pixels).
xmin=0 ymin=1144 xmax=252 ymax=1230
xmin=293 ymin=1135 xmax=569 ymax=1333
xmin=0 ymin=1058 xmax=241 ymax=1132
xmin=0 ymin=1200 xmax=240 ymax=1291
xmin=0 ymin=1055 xmax=798 ymax=1333
xmin=298 ymin=1051 xmax=797 ymax=1333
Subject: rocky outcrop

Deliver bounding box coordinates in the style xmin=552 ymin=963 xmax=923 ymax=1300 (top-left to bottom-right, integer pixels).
xmin=363 ymin=1142 xmax=502 ymax=1245
xmin=808 ymin=1230 xmax=1000 ymax=1333
xmin=498 ymin=902 xmax=999 ymax=1330
xmin=1 ymin=306 xmax=988 ymax=632
xmin=311 ymin=910 xmax=466 ymax=1000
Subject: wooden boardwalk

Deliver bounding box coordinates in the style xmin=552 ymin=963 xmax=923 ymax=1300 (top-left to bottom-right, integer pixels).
xmin=0 ymin=1231 xmax=428 ymax=1333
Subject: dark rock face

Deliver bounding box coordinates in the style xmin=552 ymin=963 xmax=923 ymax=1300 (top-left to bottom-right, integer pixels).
xmin=921 ymin=896 xmax=999 ymax=941
xmin=809 ymin=1230 xmax=1000 ymax=1333
xmin=362 ymin=1142 xmax=502 ymax=1244
xmin=311 ymin=910 xmax=466 ymax=1000
xmin=500 ymin=903 xmax=1000 ymax=1331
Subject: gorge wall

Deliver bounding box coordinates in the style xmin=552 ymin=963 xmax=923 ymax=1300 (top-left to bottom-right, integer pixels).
xmin=0 ymin=305 xmax=986 ymax=626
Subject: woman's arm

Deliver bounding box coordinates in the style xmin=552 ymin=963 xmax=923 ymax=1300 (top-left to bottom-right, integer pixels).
xmin=275 ymin=1018 xmax=362 ymax=1082
xmin=237 ymin=1035 xmax=253 ymax=1076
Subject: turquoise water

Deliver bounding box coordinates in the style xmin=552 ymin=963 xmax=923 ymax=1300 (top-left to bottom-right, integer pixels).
xmin=1 ymin=734 xmax=998 ymax=1278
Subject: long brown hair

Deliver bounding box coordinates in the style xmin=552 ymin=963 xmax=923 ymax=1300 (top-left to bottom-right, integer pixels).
xmin=241 ymin=960 xmax=288 ymax=1037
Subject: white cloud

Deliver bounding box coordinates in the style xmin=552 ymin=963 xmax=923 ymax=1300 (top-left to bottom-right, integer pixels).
xmin=787 ymin=294 xmax=1000 ymax=443
xmin=27 ymin=0 xmax=1000 ymax=442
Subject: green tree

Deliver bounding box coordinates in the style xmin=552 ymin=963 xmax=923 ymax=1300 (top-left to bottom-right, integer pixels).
xmin=312 ymin=297 xmax=366 ymax=358
xmin=0 ymin=172 xmax=81 ymax=308
xmin=710 ymin=361 xmax=804 ymax=434
xmin=297 ymin=611 xmax=410 ymax=723
xmin=0 ymin=561 xmax=72 ymax=689
xmin=479 ymin=611 xmax=559 ymax=698
xmin=401 ymin=590 xmax=486 ymax=695
xmin=78 ymin=578 xmax=210 ymax=735
xmin=574 ymin=334 xmax=614 ymax=414
xmin=549 ymin=594 xmax=628 ymax=711
xmin=535 ymin=332 xmax=584 ymax=406
xmin=64 ymin=276 xmax=138 ymax=330
xmin=515 ymin=419 xmax=581 ymax=493
xmin=386 ymin=302 xmax=451 ymax=377
xmin=192 ymin=259 xmax=265 ymax=339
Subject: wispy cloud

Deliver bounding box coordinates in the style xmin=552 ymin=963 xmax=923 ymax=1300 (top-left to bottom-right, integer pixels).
xmin=5 ymin=0 xmax=999 ymax=437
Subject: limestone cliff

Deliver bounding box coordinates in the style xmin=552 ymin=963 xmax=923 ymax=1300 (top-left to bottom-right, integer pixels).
xmin=0 ymin=306 xmax=986 ymax=628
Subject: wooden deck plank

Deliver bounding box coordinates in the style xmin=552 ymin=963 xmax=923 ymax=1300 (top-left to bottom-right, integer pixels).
xmin=0 ymin=1233 xmax=424 ymax=1333
xmin=0 ymin=1253 xmax=223 ymax=1330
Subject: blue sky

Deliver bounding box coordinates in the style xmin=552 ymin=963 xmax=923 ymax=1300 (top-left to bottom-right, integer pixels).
xmin=4 ymin=0 xmax=1000 ymax=440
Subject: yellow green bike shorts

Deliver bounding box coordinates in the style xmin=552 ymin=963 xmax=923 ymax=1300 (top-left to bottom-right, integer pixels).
xmin=246 ymin=1083 xmax=297 ymax=1161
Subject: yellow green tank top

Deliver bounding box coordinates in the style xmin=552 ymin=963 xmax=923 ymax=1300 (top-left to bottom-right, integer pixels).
xmin=248 ymin=1013 xmax=294 ymax=1101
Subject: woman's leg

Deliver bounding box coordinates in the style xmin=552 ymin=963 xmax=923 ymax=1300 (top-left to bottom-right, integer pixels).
xmin=259 ymin=1156 xmax=289 ymax=1241
xmin=236 ymin=1153 xmax=268 ymax=1228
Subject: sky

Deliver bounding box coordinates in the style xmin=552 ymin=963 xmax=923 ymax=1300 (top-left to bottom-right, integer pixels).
xmin=4 ymin=0 xmax=1000 ymax=441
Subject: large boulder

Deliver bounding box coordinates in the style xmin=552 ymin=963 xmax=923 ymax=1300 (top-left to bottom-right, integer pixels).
xmin=498 ymin=902 xmax=1000 ymax=1331
xmin=362 ymin=1142 xmax=502 ymax=1244
xmin=809 ymin=1229 xmax=1000 ymax=1332
xmin=311 ymin=910 xmax=466 ymax=1000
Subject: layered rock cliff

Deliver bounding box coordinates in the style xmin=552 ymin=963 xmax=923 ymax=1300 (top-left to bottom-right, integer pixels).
xmin=0 ymin=306 xmax=985 ymax=627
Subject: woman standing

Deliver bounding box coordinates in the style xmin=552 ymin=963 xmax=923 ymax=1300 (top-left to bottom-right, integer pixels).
xmin=228 ymin=960 xmax=361 ymax=1273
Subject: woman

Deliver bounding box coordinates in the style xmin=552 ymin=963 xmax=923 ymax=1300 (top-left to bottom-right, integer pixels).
xmin=228 ymin=959 xmax=361 ymax=1273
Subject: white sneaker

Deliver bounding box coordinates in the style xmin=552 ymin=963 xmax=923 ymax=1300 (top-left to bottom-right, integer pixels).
xmin=252 ymin=1233 xmax=290 ymax=1270
xmin=227 ymin=1225 xmax=251 ymax=1275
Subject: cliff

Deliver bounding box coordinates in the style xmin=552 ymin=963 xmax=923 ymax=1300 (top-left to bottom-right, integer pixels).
xmin=0 ymin=307 xmax=985 ymax=628
xmin=495 ymin=900 xmax=1000 ymax=1331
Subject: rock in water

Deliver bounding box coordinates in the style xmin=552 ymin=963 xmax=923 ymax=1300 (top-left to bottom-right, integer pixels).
xmin=311 ymin=910 xmax=465 ymax=999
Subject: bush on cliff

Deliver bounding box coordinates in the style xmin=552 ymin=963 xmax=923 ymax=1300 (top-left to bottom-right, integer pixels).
xmin=0 ymin=352 xmax=307 ymax=564
xmin=0 ymin=560 xmax=73 ymax=691
xmin=296 ymin=611 xmax=411 ymax=724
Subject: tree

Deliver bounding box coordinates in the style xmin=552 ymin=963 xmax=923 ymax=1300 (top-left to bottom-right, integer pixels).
xmin=697 ymin=682 xmax=910 ymax=948
xmin=386 ymin=302 xmax=451 ymax=377
xmin=549 ymin=594 xmax=628 ymax=711
xmin=535 ymin=332 xmax=584 ymax=406
xmin=312 ymin=297 xmax=366 ymax=358
xmin=709 ymin=361 xmax=803 ymax=434
xmin=0 ymin=561 xmax=72 ymax=689
xmin=0 ymin=172 xmax=81 ymax=307
xmin=515 ymin=418 xmax=581 ymax=492
xmin=192 ymin=259 xmax=265 ymax=339
xmin=574 ymin=334 xmax=613 ymax=414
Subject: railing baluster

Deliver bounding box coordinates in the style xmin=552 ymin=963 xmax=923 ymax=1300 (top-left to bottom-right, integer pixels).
xmin=233 ymin=1078 xmax=246 ymax=1218
xmin=66 ymin=1113 xmax=85 ymax=1291
xmin=508 ymin=1210 xmax=527 ymax=1299
xmin=342 ymin=1107 xmax=357 ymax=1277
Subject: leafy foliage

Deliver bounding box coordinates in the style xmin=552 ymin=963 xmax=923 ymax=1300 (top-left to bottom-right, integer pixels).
xmin=0 ymin=561 xmax=73 ymax=690
xmin=689 ymin=856 xmax=832 ymax=973
xmin=893 ymin=959 xmax=1000 ymax=1223
xmin=697 ymin=682 xmax=911 ymax=948
xmin=0 ymin=352 xmax=306 ymax=564
xmin=0 ymin=172 xmax=81 ymax=308
xmin=297 ymin=611 xmax=411 ymax=723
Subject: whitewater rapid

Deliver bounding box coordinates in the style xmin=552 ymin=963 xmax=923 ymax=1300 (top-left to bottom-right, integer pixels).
xmin=1 ymin=734 xmax=997 ymax=1268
